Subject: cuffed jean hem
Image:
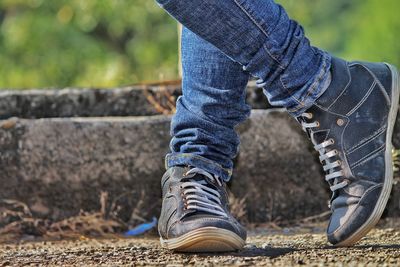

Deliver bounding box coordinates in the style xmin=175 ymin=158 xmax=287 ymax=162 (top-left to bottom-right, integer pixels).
xmin=165 ymin=153 xmax=233 ymax=181
xmin=286 ymin=52 xmax=332 ymax=117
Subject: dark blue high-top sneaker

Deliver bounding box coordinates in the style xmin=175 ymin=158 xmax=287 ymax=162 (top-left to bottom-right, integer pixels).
xmin=158 ymin=166 xmax=246 ymax=252
xmin=298 ymin=58 xmax=399 ymax=246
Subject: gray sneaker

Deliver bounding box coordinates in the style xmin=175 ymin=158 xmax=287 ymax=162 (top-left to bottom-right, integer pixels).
xmin=158 ymin=166 xmax=246 ymax=252
xmin=298 ymin=57 xmax=399 ymax=246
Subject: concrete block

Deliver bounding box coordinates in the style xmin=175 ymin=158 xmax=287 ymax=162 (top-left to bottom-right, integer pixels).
xmin=0 ymin=110 xmax=332 ymax=223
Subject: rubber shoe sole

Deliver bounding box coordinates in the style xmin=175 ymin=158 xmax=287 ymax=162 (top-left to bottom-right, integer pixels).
xmin=160 ymin=227 xmax=246 ymax=252
xmin=334 ymin=63 xmax=399 ymax=247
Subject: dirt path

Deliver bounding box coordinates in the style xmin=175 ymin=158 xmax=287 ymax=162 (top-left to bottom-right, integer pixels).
xmin=1 ymin=226 xmax=400 ymax=266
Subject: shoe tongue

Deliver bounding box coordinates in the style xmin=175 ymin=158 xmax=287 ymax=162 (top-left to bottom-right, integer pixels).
xmin=311 ymin=130 xmax=329 ymax=145
xmin=183 ymin=173 xmax=218 ymax=188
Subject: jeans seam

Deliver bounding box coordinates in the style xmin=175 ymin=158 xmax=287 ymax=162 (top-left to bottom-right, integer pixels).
xmin=166 ymin=153 xmax=233 ymax=177
xmin=288 ymin=52 xmax=330 ymax=113
xmin=262 ymin=45 xmax=285 ymax=70
xmin=298 ymin=54 xmax=328 ymax=108
xmin=279 ymin=75 xmax=303 ymax=105
xmin=232 ymin=0 xmax=284 ymax=68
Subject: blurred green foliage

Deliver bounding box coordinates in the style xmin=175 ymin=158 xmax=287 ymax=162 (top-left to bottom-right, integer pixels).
xmin=279 ymin=0 xmax=400 ymax=64
xmin=0 ymin=0 xmax=398 ymax=88
xmin=0 ymin=0 xmax=179 ymax=88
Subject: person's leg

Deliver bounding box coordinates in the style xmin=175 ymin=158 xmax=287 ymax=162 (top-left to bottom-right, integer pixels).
xmin=166 ymin=29 xmax=251 ymax=180
xmin=158 ymin=27 xmax=250 ymax=252
xmin=156 ymin=0 xmax=400 ymax=247
xmin=156 ymin=0 xmax=331 ymax=116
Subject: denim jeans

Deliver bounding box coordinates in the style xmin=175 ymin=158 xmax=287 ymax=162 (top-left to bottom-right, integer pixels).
xmin=158 ymin=0 xmax=332 ymax=181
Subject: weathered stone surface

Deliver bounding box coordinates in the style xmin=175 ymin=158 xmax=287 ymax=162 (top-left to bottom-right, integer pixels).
xmin=0 ymin=108 xmax=399 ymax=223
xmin=0 ymin=115 xmax=171 ymax=222
xmin=0 ymin=85 xmax=269 ymax=119
xmin=233 ymin=110 xmax=329 ymax=222
xmin=0 ymin=86 xmax=176 ymax=119
xmin=0 ymin=109 xmax=324 ymax=223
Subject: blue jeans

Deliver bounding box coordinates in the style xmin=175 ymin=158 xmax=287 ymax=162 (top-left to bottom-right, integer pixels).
xmin=158 ymin=0 xmax=332 ymax=181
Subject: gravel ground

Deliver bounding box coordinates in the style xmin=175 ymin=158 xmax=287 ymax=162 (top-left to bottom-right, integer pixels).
xmin=1 ymin=225 xmax=400 ymax=266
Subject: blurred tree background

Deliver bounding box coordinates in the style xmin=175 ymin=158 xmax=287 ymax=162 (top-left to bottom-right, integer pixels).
xmin=0 ymin=0 xmax=398 ymax=89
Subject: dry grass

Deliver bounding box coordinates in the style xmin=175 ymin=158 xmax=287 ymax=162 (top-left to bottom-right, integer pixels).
xmin=392 ymin=148 xmax=400 ymax=185
xmin=228 ymin=191 xmax=247 ymax=223
xmin=143 ymin=86 xmax=177 ymax=115
xmin=0 ymin=148 xmax=398 ymax=243
xmin=0 ymin=192 xmax=129 ymax=243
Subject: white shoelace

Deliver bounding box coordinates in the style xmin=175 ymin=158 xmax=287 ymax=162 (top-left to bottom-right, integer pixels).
xmin=300 ymin=112 xmax=349 ymax=192
xmin=181 ymin=167 xmax=227 ymax=217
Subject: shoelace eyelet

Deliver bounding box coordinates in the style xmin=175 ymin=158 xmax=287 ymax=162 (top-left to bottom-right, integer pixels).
xmin=300 ymin=113 xmax=348 ymax=194
xmin=337 ymin=118 xmax=345 ymax=126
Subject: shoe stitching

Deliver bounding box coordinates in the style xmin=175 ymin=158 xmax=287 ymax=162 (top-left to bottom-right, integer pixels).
xmin=346 ymin=125 xmax=387 ymax=155
xmin=343 ymin=179 xmax=379 ymax=197
xmin=167 ymin=217 xmax=239 ymax=239
xmin=165 ymin=207 xmax=177 ymax=231
xmin=326 ymin=62 xmax=352 ymax=110
xmin=362 ymin=64 xmax=391 ymax=105
xmin=184 ymin=217 xmax=241 ymax=233
xmin=350 ymin=143 xmax=386 ymax=169
xmin=339 ymin=115 xmax=353 ymax=177
xmin=161 ymin=175 xmax=171 ymax=192
xmin=346 ymin=80 xmax=377 ymax=116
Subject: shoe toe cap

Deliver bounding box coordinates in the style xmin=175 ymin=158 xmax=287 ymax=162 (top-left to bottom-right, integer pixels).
xmin=327 ymin=184 xmax=383 ymax=245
